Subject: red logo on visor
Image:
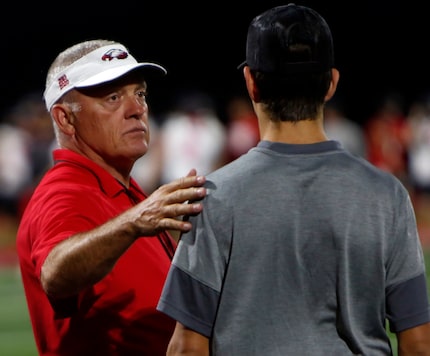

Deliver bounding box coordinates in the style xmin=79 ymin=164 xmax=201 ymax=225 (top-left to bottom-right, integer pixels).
xmin=101 ymin=49 xmax=129 ymax=61
xmin=58 ymin=74 xmax=69 ymax=90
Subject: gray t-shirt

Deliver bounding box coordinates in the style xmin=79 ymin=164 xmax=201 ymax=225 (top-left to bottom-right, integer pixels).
xmin=158 ymin=140 xmax=430 ymax=355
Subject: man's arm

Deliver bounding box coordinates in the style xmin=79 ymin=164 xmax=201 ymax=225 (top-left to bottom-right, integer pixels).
xmin=397 ymin=322 xmax=430 ymax=355
xmin=167 ymin=322 xmax=209 ymax=356
xmin=41 ymin=171 xmax=206 ymax=299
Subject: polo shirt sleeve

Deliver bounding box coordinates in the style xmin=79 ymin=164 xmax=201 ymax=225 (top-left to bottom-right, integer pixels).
xmin=385 ymin=192 xmax=430 ymax=331
xmin=157 ymin=199 xmax=229 ymax=337
xmin=157 ymin=265 xmax=219 ymax=337
xmin=386 ymin=273 xmax=430 ymax=332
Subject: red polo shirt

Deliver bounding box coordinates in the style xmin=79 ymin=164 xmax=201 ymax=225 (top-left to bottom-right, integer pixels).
xmin=17 ymin=149 xmax=177 ymax=355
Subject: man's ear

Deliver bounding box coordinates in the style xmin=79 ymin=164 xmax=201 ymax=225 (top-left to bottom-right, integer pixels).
xmin=243 ymin=66 xmax=260 ymax=102
xmin=324 ymin=68 xmax=340 ymax=102
xmin=51 ymin=104 xmax=76 ymax=136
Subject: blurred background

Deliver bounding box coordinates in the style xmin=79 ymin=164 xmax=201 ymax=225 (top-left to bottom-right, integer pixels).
xmin=1 ymin=1 xmax=430 ymax=354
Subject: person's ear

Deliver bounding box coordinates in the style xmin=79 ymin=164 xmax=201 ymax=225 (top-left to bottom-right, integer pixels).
xmin=325 ymin=68 xmax=340 ymax=102
xmin=243 ymin=66 xmax=260 ymax=102
xmin=51 ymin=104 xmax=76 ymax=136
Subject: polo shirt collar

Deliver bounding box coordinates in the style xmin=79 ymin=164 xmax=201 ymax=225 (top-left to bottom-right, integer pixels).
xmin=52 ymin=149 xmax=139 ymax=198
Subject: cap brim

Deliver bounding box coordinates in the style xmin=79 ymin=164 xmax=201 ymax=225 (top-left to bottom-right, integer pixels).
xmin=75 ymin=62 xmax=167 ymax=88
xmin=237 ymin=61 xmax=247 ymax=70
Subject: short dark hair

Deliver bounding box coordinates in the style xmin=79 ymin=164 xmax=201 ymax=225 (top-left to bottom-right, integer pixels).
xmin=252 ymin=69 xmax=332 ymax=123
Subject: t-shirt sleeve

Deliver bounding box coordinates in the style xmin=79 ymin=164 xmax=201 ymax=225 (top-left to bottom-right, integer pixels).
xmin=157 ymin=265 xmax=219 ymax=337
xmin=386 ymin=191 xmax=430 ymax=331
xmin=157 ymin=199 xmax=229 ymax=337
xmin=386 ymin=273 xmax=430 ymax=332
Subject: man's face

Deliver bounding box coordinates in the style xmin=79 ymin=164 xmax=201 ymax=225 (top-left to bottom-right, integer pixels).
xmin=70 ymin=73 xmax=151 ymax=169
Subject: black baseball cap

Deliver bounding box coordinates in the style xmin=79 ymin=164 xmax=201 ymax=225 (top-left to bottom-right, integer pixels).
xmin=238 ymin=3 xmax=334 ymax=75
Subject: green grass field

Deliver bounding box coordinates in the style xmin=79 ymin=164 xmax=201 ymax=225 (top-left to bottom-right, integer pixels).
xmin=0 ymin=251 xmax=429 ymax=356
xmin=0 ymin=267 xmax=37 ymax=355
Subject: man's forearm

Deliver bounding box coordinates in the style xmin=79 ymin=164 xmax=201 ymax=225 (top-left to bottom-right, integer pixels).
xmin=40 ymin=216 xmax=137 ymax=298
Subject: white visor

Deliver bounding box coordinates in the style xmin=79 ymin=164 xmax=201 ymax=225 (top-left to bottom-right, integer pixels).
xmin=43 ymin=44 xmax=167 ymax=111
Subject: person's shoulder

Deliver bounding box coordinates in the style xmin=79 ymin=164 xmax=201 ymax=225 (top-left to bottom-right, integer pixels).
xmin=346 ymin=153 xmax=409 ymax=195
xmin=203 ymin=152 xmax=259 ymax=199
xmin=207 ymin=152 xmax=255 ymax=180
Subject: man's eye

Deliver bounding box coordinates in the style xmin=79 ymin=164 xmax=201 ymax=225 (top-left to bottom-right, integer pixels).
xmin=137 ymin=91 xmax=147 ymax=99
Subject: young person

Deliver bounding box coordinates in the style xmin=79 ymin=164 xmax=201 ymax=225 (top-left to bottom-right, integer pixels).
xmin=157 ymin=5 xmax=430 ymax=355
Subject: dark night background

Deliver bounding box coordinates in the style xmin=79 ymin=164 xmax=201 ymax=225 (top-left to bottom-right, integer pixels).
xmin=1 ymin=1 xmax=429 ymax=124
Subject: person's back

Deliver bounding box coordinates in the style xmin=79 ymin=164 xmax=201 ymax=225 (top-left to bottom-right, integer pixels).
xmin=185 ymin=141 xmax=416 ymax=354
xmin=157 ymin=4 xmax=430 ymax=355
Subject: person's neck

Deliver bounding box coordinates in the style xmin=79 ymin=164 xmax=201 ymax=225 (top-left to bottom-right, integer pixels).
xmin=259 ymin=117 xmax=328 ymax=144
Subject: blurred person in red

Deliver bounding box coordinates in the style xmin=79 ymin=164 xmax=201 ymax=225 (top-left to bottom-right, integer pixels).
xmin=16 ymin=39 xmax=206 ymax=355
xmin=364 ymin=92 xmax=411 ymax=183
xmin=224 ymin=94 xmax=260 ymax=162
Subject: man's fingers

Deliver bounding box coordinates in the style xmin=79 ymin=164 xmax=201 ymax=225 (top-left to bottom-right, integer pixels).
xmin=165 ymin=218 xmax=193 ymax=232
xmin=165 ymin=174 xmax=206 ymax=192
xmin=186 ymin=168 xmax=198 ymax=177
xmin=161 ymin=184 xmax=207 ymax=205
xmin=180 ymin=201 xmax=204 ymax=216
